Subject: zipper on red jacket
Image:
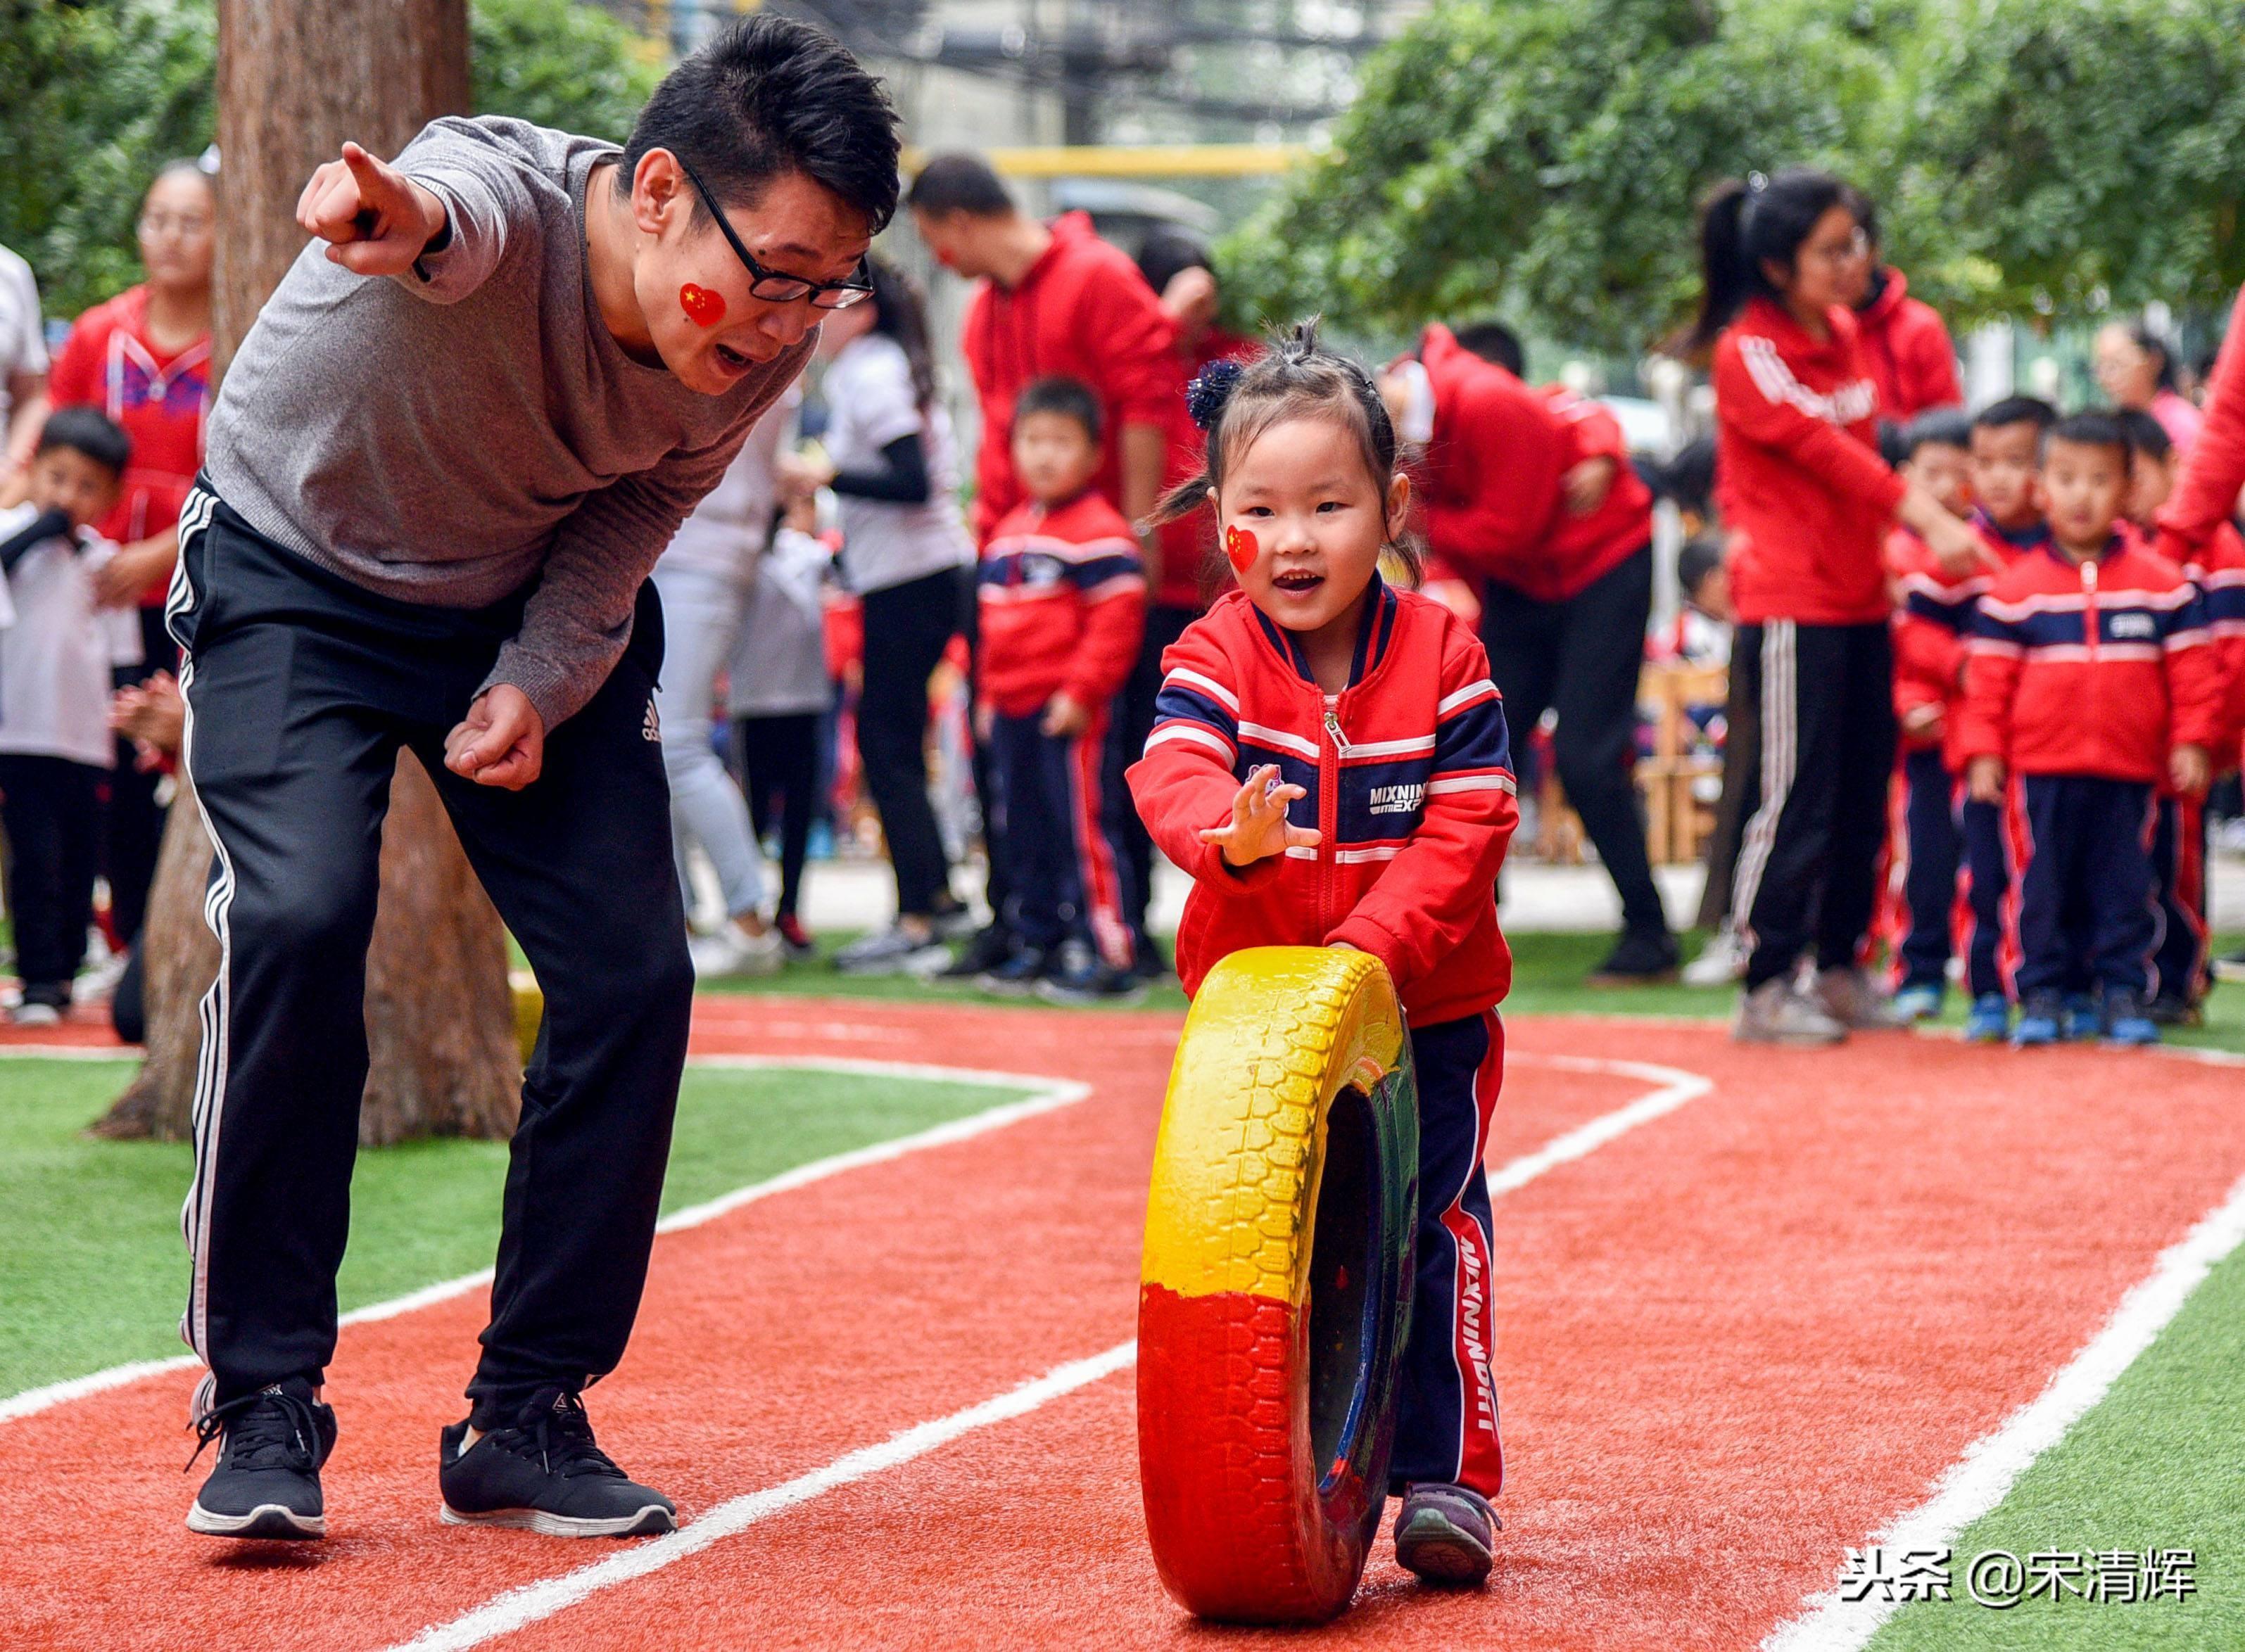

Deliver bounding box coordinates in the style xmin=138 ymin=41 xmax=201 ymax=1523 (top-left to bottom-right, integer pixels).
xmin=1320 ymin=693 xmax=1346 ymax=933
xmin=2081 ymin=555 xmax=2101 ymax=746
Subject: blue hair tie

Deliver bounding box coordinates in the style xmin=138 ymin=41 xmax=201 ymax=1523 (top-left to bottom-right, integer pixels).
xmin=1185 ymin=357 xmax=1246 ymax=431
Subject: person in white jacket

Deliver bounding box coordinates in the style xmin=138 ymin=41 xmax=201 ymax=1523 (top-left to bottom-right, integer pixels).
xmin=652 ymin=398 xmax=792 ymax=974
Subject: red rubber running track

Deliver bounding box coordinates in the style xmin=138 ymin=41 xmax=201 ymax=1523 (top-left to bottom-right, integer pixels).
xmin=4 ymin=1000 xmax=2243 ymax=1651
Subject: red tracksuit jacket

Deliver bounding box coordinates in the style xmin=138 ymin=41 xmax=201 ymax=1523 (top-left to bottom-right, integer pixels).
xmin=1153 ymin=329 xmax=1260 ymax=612
xmin=1889 ymin=526 xmax=1990 ymax=768
xmin=1531 ymin=386 xmax=1655 ymax=603
xmin=1415 ymin=325 xmax=1570 ymax=593
xmin=2180 ymin=520 xmax=2245 ymax=763
xmin=1714 ymin=298 xmax=1907 ymax=627
xmin=1890 ymin=516 xmax=2048 ymax=768
xmin=1125 ymin=580 xmax=1517 ymax=1027
xmin=2156 ymin=281 xmax=2245 ymax=571
xmin=977 ymin=490 xmax=1146 ymax=718
xmin=959 ymin=212 xmax=1182 ymax=544
xmin=1854 ymin=267 xmax=1963 ymax=422
xmin=1958 ymin=536 xmax=2225 ymax=784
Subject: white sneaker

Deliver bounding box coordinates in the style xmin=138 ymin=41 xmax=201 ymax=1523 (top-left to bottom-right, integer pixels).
xmin=10 ymin=1002 xmax=61 ymax=1027
xmin=1683 ymin=925 xmax=1749 ymax=986
xmin=688 ymin=920 xmax=785 ymax=979
xmin=1733 ymin=977 xmax=1846 ymax=1046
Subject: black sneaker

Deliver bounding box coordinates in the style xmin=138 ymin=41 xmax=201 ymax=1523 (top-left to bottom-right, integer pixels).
xmin=940 ymin=922 xmax=1018 ymax=979
xmin=976 ymin=946 xmax=1049 ymax=996
xmin=1587 ymin=927 xmax=1680 ymax=986
xmin=2146 ymin=993 xmax=2201 ymax=1027
xmin=439 ymin=1388 xmax=676 ymax=1539
xmin=1035 ymin=949 xmax=1147 ymax=1005
xmin=185 ymin=1378 xmax=336 ymax=1539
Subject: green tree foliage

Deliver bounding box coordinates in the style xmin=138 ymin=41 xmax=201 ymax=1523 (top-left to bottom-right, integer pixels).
xmin=0 ymin=0 xmax=218 ymax=324
xmin=0 ymin=0 xmax=660 ymax=324
xmin=1227 ymin=0 xmax=2245 ymax=350
xmin=1876 ymin=0 xmax=2245 ymax=324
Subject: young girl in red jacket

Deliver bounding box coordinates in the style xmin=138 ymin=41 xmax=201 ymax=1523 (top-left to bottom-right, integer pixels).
xmin=1677 ymin=167 xmax=1987 ymax=1047
xmin=1128 ymin=324 xmax=1517 ymax=1588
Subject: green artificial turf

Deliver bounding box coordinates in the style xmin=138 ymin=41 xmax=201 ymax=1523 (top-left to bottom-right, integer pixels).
xmin=1865 ymin=1235 xmax=2245 ymax=1651
xmin=696 ymin=927 xmax=2245 ymax=1055
xmin=0 ymin=1057 xmax=1027 ymax=1402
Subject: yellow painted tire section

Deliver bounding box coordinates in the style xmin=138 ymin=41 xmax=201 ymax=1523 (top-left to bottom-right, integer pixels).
xmin=1137 ymin=946 xmax=1419 ymax=1623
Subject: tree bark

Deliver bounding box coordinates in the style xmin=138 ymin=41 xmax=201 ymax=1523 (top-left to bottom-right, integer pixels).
xmin=96 ymin=0 xmax=521 ymax=1145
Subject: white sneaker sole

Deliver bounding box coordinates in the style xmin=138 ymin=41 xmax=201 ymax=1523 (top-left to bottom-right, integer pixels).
xmin=186 ymin=1500 xmax=325 ymax=1539
xmin=440 ymin=1501 xmax=676 ymax=1538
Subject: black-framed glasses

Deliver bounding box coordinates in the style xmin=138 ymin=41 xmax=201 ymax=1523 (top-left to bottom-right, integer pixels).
xmin=673 ymin=153 xmax=873 ymax=311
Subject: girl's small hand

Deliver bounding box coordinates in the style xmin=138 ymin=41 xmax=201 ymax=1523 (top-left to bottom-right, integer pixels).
xmin=1199 ymin=764 xmax=1321 ymax=869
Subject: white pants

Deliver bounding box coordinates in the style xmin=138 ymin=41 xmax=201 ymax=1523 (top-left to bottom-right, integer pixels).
xmin=652 ymin=564 xmax=766 ymax=920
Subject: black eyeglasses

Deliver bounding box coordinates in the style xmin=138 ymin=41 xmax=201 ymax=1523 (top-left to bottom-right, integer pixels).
xmin=673 ymin=153 xmax=873 ymax=311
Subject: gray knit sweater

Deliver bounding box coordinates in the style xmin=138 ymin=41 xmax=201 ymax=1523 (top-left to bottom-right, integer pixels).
xmin=204 ymin=116 xmax=812 ymax=727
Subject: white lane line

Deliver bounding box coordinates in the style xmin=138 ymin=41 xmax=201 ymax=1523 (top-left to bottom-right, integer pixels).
xmin=0 ymin=1057 xmax=1080 ymax=1425
xmin=383 ymin=1050 xmax=1718 ymax=1652
xmin=1491 ymin=1053 xmax=1712 ymax=1197
xmin=1762 ymin=1169 xmax=2245 ymax=1652
xmin=390 ymin=1342 xmax=1143 ymax=1652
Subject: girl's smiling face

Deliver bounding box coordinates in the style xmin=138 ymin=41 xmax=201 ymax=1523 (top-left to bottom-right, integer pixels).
xmin=1218 ymin=414 xmax=1408 ymax=642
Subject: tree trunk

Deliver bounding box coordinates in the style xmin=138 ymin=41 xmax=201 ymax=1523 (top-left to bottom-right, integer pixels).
xmin=95 ymin=0 xmax=520 ymax=1145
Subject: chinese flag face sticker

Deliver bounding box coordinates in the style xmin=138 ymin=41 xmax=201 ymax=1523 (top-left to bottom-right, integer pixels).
xmin=1224 ymin=523 xmax=1259 ymax=574
xmin=679 ymin=284 xmax=727 ymax=327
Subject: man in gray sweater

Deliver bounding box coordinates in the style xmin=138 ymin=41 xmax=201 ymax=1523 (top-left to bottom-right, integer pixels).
xmin=175 ymin=16 xmax=897 ymax=1542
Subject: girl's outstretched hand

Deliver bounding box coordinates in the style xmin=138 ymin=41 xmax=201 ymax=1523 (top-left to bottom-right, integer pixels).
xmin=1199 ymin=763 xmax=1321 ymax=869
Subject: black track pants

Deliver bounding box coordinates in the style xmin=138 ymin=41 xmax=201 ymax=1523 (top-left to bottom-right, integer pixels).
xmin=1728 ymin=619 xmax=1897 ymax=990
xmin=170 ymin=489 xmax=692 ymax=1425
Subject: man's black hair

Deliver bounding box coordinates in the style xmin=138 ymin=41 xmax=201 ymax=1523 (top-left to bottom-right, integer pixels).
xmin=1453 ymin=319 xmax=1526 ymax=379
xmin=2115 ymin=407 xmax=2173 ymax=463
xmin=621 ymin=14 xmax=900 ymax=234
xmin=1013 ymin=376 xmax=1102 ymax=445
xmin=905 ymin=152 xmax=1016 ymax=218
xmin=2042 ymin=409 xmax=2131 ymax=468
xmin=1902 ymin=407 xmax=1972 ymax=460
xmin=34 ymin=407 xmax=129 ymax=477
xmin=1973 ymin=395 xmax=2057 ymax=436
xmin=1136 ymin=228 xmax=1212 ymax=299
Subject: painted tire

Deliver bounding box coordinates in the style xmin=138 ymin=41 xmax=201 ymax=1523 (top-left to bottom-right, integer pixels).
xmin=1137 ymin=946 xmax=1419 ymax=1624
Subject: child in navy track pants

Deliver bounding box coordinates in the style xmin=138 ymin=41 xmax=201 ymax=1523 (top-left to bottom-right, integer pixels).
xmin=975 ymin=377 xmax=1146 ymax=998
xmin=1959 ymin=413 xmax=2225 ymax=1045
xmin=1130 ymin=326 xmax=1517 ymax=1584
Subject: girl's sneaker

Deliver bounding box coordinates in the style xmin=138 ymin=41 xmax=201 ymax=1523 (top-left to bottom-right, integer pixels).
xmin=1963 ymin=993 xmax=2011 ymax=1043
xmin=1393 ymin=1482 xmax=1499 ymax=1585
xmin=2103 ymin=991 xmax=2160 ymax=1047
xmin=1891 ymin=982 xmax=1944 ymax=1022
xmin=2013 ymin=996 xmax=2063 ymax=1047
xmin=2062 ymin=993 xmax=2103 ymax=1042
xmin=775 ymin=914 xmax=815 ymax=958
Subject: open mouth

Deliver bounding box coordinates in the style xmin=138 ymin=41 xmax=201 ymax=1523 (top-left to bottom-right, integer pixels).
xmin=1273 ymin=568 xmax=1324 ymax=593
xmin=713 ymin=341 xmax=755 ymax=374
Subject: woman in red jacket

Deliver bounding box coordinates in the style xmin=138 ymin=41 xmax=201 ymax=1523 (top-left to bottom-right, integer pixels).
xmin=1677 ymin=167 xmax=1984 ymax=1046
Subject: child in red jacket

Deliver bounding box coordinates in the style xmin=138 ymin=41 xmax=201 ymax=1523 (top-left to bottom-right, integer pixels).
xmin=1959 ymin=412 xmax=2225 ymax=1046
xmin=976 ymin=376 xmax=1146 ymax=999
xmin=1128 ymin=324 xmax=1517 ymax=1586
xmin=2121 ymin=409 xmax=2245 ymax=1021
xmin=1884 ymin=409 xmax=1976 ymax=1019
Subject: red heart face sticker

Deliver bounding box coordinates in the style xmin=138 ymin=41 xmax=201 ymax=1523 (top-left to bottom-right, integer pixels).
xmin=1224 ymin=523 xmax=1259 ymax=574
xmin=679 ymin=284 xmax=727 ymax=328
